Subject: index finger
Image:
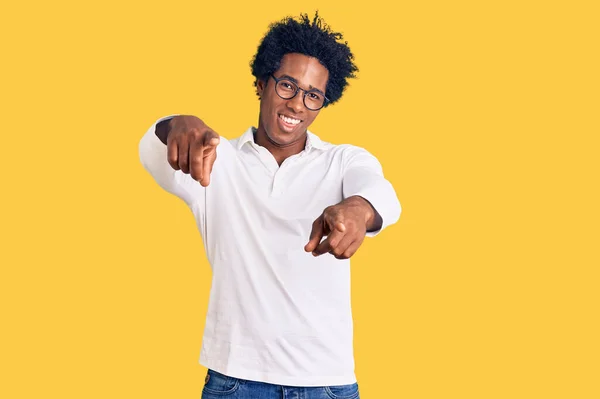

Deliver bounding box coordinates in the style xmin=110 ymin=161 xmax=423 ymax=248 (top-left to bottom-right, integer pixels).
xmin=313 ymin=222 xmax=346 ymax=256
xmin=203 ymin=129 xmax=220 ymax=147
xmin=305 ymin=215 xmax=325 ymax=253
xmin=189 ymin=135 xmax=205 ymax=182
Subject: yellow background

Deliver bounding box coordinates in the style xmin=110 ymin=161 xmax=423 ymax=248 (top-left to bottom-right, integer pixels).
xmin=1 ymin=1 xmax=598 ymax=398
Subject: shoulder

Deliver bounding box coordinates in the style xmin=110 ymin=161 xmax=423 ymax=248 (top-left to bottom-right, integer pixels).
xmin=309 ymin=131 xmax=376 ymax=161
xmin=307 ymin=130 xmax=365 ymax=154
xmin=308 ymin=132 xmax=383 ymax=176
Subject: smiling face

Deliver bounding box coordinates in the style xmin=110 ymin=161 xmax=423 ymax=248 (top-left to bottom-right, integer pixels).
xmin=255 ymin=53 xmax=329 ymax=148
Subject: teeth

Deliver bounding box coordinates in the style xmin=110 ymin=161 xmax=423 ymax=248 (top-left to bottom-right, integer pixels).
xmin=279 ymin=114 xmax=301 ymax=125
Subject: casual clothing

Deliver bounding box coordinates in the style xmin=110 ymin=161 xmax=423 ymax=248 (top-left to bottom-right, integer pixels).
xmin=201 ymin=368 xmax=360 ymax=399
xmin=139 ymin=115 xmax=401 ymax=386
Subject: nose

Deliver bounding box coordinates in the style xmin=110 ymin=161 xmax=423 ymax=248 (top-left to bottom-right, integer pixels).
xmin=286 ymin=91 xmax=305 ymax=113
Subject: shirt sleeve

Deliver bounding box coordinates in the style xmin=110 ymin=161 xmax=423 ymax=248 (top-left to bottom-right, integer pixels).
xmin=138 ymin=115 xmax=205 ymax=208
xmin=342 ymin=146 xmax=402 ymax=237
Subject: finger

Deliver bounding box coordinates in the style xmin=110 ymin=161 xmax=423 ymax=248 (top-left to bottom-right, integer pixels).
xmin=339 ymin=238 xmax=364 ymax=260
xmin=206 ymin=148 xmax=217 ymax=176
xmin=178 ymin=135 xmax=190 ymax=174
xmin=313 ymin=216 xmax=346 ymax=256
xmin=203 ymin=129 xmax=220 ymax=147
xmin=200 ymin=148 xmax=217 ymax=187
xmin=200 ymin=131 xmax=219 ymax=186
xmin=322 ymin=208 xmax=347 ymax=235
xmin=305 ymin=216 xmax=325 ymax=253
xmin=167 ymin=138 xmax=180 ymax=170
xmin=189 ymin=136 xmax=204 ymax=182
xmin=330 ymin=233 xmax=354 ymax=259
xmin=313 ymin=223 xmax=346 ymax=256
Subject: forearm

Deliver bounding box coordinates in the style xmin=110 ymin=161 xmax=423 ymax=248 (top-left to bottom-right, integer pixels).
xmin=139 ymin=118 xmax=177 ymax=189
xmin=342 ymin=148 xmax=401 ymax=236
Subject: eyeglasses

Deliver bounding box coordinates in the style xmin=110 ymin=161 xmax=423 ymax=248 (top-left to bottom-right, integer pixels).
xmin=269 ymin=75 xmax=329 ymax=111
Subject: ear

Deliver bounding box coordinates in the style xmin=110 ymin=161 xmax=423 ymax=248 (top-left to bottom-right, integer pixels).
xmin=256 ymin=78 xmax=266 ymax=98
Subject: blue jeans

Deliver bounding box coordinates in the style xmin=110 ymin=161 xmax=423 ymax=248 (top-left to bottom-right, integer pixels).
xmin=201 ymin=369 xmax=360 ymax=399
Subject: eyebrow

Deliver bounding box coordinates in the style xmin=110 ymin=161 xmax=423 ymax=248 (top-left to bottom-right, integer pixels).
xmin=278 ymin=74 xmax=326 ymax=96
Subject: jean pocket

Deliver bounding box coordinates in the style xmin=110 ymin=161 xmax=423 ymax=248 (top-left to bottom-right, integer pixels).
xmin=324 ymin=382 xmax=360 ymax=399
xmin=202 ymin=369 xmax=241 ymax=396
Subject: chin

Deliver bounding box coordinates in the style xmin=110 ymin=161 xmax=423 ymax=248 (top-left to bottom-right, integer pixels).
xmin=266 ymin=125 xmax=293 ymax=142
xmin=266 ymin=131 xmax=292 ymax=146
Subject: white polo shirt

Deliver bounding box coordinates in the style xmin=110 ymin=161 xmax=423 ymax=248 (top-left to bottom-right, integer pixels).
xmin=138 ymin=116 xmax=401 ymax=386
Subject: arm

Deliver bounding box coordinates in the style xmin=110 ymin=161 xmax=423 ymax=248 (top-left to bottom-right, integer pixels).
xmin=304 ymin=146 xmax=401 ymax=259
xmin=341 ymin=147 xmax=401 ymax=237
xmin=138 ymin=115 xmax=218 ymax=207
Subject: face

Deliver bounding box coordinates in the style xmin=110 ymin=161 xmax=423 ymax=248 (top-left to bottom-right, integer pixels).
xmin=256 ymin=53 xmax=329 ymax=147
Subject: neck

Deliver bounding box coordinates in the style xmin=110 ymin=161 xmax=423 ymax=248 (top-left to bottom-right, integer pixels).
xmin=254 ymin=127 xmax=307 ymax=166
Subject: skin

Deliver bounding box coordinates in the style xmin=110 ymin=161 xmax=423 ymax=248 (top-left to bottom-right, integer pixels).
xmin=157 ymin=115 xmax=220 ymax=187
xmin=157 ymin=52 xmax=382 ymax=259
xmin=254 ymin=53 xmax=328 ymax=166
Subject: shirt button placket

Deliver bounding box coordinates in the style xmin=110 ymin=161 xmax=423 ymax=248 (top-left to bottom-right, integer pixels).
xmin=272 ymin=170 xmax=284 ymax=197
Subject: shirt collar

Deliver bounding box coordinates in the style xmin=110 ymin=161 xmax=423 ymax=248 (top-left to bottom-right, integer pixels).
xmin=236 ymin=127 xmax=256 ymax=150
xmin=236 ymin=127 xmax=327 ymax=151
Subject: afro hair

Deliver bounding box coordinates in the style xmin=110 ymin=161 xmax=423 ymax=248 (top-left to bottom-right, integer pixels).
xmin=249 ymin=11 xmax=359 ymax=107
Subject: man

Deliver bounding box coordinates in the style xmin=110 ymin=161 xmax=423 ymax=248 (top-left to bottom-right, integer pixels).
xmin=139 ymin=12 xmax=401 ymax=399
